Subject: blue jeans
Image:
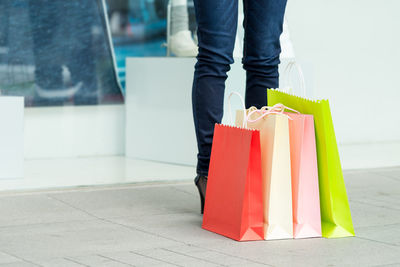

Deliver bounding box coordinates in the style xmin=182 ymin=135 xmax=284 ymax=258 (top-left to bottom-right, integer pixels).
xmin=192 ymin=0 xmax=287 ymax=176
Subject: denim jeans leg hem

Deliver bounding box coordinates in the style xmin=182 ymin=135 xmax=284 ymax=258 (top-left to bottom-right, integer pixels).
xmin=196 ymin=168 xmax=209 ymax=177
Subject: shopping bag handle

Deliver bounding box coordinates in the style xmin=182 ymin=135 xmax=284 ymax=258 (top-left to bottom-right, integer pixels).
xmin=246 ymin=103 xmax=299 ymax=123
xmin=282 ymin=60 xmax=306 ymax=97
xmin=228 ymin=92 xmax=247 ymax=128
xmin=268 ymin=103 xmax=300 ymax=114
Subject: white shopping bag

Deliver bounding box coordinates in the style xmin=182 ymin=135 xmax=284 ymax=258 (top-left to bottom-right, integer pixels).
xmin=236 ymin=108 xmax=293 ymax=240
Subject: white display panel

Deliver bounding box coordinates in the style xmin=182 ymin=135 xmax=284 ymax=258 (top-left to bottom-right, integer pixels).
xmin=0 ymin=96 xmax=24 ymax=179
xmin=125 ymin=57 xmax=246 ymax=165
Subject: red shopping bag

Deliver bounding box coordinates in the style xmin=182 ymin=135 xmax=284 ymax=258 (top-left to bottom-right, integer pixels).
xmin=202 ymin=124 xmax=264 ymax=241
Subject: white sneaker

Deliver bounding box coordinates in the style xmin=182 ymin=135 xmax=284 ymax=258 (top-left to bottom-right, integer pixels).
xmin=34 ymin=82 xmax=82 ymax=99
xmin=169 ymin=30 xmax=198 ymax=57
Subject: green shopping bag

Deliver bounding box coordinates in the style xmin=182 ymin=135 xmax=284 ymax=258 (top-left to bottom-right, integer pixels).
xmin=267 ymin=62 xmax=355 ymax=238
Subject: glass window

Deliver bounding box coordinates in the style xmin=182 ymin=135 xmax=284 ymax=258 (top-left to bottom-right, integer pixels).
xmin=0 ymin=0 xmax=123 ymax=107
xmin=106 ymin=0 xmax=197 ymax=90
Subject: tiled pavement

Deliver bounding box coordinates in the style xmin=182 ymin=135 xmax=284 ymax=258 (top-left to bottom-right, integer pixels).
xmin=0 ymin=167 xmax=399 ymax=267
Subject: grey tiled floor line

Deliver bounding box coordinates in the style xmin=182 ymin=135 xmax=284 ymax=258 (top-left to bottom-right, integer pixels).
xmin=0 ymin=167 xmax=399 ymax=267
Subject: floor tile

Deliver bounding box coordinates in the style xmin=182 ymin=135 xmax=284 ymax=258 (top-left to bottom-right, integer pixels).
xmin=166 ymin=249 xmax=258 ymax=266
xmin=134 ymin=248 xmax=221 ymax=267
xmin=66 ymin=254 xmax=132 ymax=267
xmin=0 ymin=252 xmax=19 ymax=265
xmin=196 ymin=237 xmax=400 ymax=267
xmin=0 ymin=262 xmax=37 ymax=267
xmin=356 ymin=223 xmax=400 ymax=247
xmin=36 ymin=258 xmax=88 ymax=267
xmin=100 ymin=251 xmax=177 ymax=267
xmin=345 ymin=171 xmax=400 ymax=195
xmin=0 ymin=219 xmax=181 ymax=263
xmin=0 ymin=195 xmax=92 ymax=227
xmin=108 ymin=212 xmax=227 ymax=245
xmin=0 ymin=251 xmax=20 ymax=264
xmin=345 ymin=171 xmax=400 ymax=211
xmin=349 ymin=201 xmax=400 ymax=229
xmin=47 ymin=184 xmax=197 ymax=220
xmin=370 ymin=167 xmax=400 ymax=181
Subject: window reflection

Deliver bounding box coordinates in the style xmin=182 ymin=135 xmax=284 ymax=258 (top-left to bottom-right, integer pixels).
xmin=0 ymin=0 xmax=123 ymax=107
xmin=106 ymin=0 xmax=197 ymax=90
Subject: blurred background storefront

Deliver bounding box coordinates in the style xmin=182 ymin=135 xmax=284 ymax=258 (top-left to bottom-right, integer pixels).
xmin=0 ymin=0 xmax=200 ymax=191
xmin=0 ymin=0 xmax=399 ymax=191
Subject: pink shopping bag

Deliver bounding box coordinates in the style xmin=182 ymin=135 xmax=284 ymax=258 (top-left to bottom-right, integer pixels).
xmin=287 ymin=111 xmax=322 ymax=238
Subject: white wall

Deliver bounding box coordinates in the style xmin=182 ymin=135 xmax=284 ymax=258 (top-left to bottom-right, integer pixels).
xmin=24 ymin=105 xmax=125 ymax=159
xmin=285 ymin=0 xmax=400 ymax=145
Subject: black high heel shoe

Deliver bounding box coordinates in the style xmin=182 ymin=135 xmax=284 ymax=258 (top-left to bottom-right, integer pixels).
xmin=194 ymin=175 xmax=208 ymax=214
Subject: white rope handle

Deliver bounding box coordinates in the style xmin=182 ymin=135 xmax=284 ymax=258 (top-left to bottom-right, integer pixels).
xmin=228 ymin=92 xmax=247 ymax=128
xmin=246 ymin=103 xmax=298 ymax=123
xmin=282 ymin=60 xmax=306 ymax=97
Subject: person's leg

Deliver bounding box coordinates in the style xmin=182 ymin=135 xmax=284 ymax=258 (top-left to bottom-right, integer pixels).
xmin=192 ymin=0 xmax=238 ymax=176
xmin=242 ymin=0 xmax=287 ymax=108
xmin=65 ymin=0 xmax=98 ymax=105
xmin=28 ymin=0 xmax=63 ymax=90
xmin=0 ymin=1 xmax=9 ymax=47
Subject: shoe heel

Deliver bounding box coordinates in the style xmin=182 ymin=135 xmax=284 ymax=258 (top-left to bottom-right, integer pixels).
xmin=196 ymin=185 xmax=205 ymax=214
xmin=200 ymin=193 xmax=205 ymax=214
